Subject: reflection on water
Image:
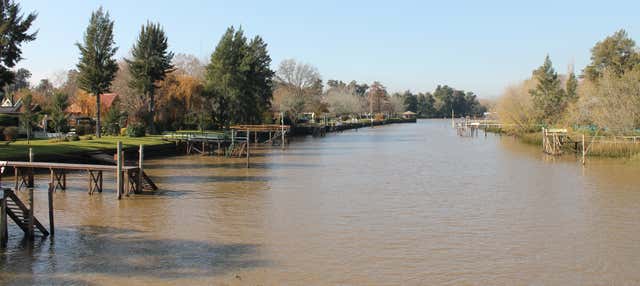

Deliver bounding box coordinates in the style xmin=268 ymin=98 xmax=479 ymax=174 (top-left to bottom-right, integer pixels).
xmin=1 ymin=119 xmax=640 ymax=285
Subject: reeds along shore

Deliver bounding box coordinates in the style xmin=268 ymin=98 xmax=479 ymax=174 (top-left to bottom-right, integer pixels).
xmin=485 ymin=127 xmax=640 ymax=158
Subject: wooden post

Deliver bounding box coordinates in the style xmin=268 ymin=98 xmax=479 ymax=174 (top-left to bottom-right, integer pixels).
xmin=116 ymin=141 xmax=123 ymax=200
xmin=246 ymin=130 xmax=250 ymax=168
xmin=0 ymin=190 xmax=7 ymax=247
xmin=48 ymin=183 xmax=54 ymax=236
xmin=281 ymin=112 xmax=285 ymax=150
xmin=27 ymin=187 xmax=34 ymax=239
xmin=138 ymin=144 xmax=144 ymax=194
xmin=542 ymin=128 xmax=545 ymax=153
xmin=582 ymin=134 xmax=586 ymax=165
xmin=451 ymin=110 xmax=455 ymax=128
xmin=29 ymin=147 xmax=33 ymax=162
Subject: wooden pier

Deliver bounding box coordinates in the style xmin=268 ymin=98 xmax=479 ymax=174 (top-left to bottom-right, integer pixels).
xmin=0 ymin=144 xmax=157 ymax=200
xmin=163 ymin=125 xmax=291 ymax=168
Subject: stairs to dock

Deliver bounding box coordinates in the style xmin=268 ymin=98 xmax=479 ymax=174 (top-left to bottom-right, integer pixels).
xmin=2 ymin=189 xmax=49 ymax=237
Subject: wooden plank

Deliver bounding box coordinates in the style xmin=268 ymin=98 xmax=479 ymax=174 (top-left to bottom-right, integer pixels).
xmin=4 ymin=161 xmax=137 ymax=171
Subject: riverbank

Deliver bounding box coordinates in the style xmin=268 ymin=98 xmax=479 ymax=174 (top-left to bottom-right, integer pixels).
xmin=292 ymin=118 xmax=417 ymax=136
xmin=485 ymin=127 xmax=640 ymax=159
xmin=0 ymin=136 xmax=174 ymax=162
xmin=0 ymin=118 xmax=417 ymax=163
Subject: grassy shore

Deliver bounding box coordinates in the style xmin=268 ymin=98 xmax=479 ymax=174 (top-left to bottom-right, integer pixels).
xmin=487 ymin=128 xmax=640 ymax=158
xmin=0 ymin=136 xmax=170 ymax=160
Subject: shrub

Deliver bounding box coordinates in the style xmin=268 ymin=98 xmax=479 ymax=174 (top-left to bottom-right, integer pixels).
xmin=120 ymin=127 xmax=127 ymax=136
xmin=126 ymin=123 xmax=146 ymax=137
xmin=3 ymin=126 xmax=18 ymax=141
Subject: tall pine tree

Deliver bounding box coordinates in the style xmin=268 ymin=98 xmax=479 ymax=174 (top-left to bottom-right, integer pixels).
xmin=0 ymin=0 xmax=37 ymax=91
xmin=529 ymin=55 xmax=566 ymax=124
xmin=241 ymin=36 xmax=274 ymax=123
xmin=76 ymin=7 xmax=118 ymax=138
xmin=205 ymin=26 xmax=274 ymax=127
xmin=127 ymin=22 xmax=174 ymax=134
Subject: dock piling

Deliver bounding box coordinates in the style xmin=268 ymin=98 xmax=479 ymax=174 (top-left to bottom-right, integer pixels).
xmin=48 ymin=183 xmax=54 ymax=236
xmin=138 ymin=145 xmax=144 ymax=194
xmin=116 ymin=142 xmax=123 ymax=200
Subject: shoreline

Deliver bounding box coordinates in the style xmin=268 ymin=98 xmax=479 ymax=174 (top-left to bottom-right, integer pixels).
xmin=0 ymin=118 xmax=418 ymax=164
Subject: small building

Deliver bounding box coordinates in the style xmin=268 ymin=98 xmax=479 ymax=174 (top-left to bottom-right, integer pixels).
xmin=402 ymin=111 xmax=417 ymax=119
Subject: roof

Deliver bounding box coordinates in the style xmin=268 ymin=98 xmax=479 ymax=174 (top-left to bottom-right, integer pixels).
xmin=101 ymin=93 xmax=119 ymax=108
xmin=66 ymin=93 xmax=119 ymax=115
xmin=402 ymin=111 xmax=417 ymax=115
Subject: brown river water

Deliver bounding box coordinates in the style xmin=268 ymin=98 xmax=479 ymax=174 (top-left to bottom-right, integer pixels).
xmin=1 ymin=119 xmax=640 ymax=285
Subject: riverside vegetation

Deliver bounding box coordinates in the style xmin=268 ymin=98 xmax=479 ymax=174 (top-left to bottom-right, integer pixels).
xmin=494 ymin=29 xmax=640 ymax=158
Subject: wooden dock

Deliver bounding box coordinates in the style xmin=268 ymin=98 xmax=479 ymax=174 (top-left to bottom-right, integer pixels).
xmin=163 ymin=125 xmax=291 ymax=168
xmin=0 ymin=144 xmax=157 ymax=200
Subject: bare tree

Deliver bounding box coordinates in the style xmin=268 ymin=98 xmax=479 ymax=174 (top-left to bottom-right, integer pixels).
xmin=273 ymin=59 xmax=323 ymax=119
xmin=172 ymin=53 xmax=206 ymax=80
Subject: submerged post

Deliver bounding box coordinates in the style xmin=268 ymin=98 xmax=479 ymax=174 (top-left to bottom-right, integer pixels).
xmin=138 ymin=144 xmax=144 ymax=193
xmin=116 ymin=141 xmax=123 ymax=200
xmin=48 ymin=183 xmax=54 ymax=236
xmin=0 ymin=190 xmax=7 ymax=247
xmin=281 ymin=112 xmax=285 ymax=150
xmin=582 ymin=134 xmax=586 ymax=165
xmin=27 ymin=187 xmax=34 ymax=239
xmin=246 ymin=130 xmax=250 ymax=168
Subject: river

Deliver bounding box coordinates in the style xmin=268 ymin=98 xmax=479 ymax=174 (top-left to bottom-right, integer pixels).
xmin=1 ymin=119 xmax=640 ymax=285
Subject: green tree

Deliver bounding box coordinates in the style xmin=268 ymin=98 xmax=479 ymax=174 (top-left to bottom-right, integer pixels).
xmin=127 ymin=21 xmax=174 ymax=133
xmin=3 ymin=68 xmax=31 ymax=100
xmin=403 ymin=91 xmax=418 ymax=112
xmin=583 ymin=29 xmax=640 ymax=81
xmin=19 ymin=93 xmax=38 ymax=143
xmin=50 ymin=92 xmax=69 ymax=135
xmin=566 ymin=71 xmax=578 ymax=102
xmin=76 ymin=7 xmax=118 ymax=138
xmin=205 ymin=27 xmax=243 ymax=127
xmin=240 ymin=36 xmax=274 ymax=123
xmin=0 ymin=0 xmax=37 ymax=91
xmin=529 ymin=55 xmax=566 ymax=124
xmin=205 ymin=26 xmax=274 ymax=127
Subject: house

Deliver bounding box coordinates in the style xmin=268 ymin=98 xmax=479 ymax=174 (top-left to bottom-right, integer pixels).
xmin=0 ymin=97 xmax=22 ymax=115
xmin=67 ymin=93 xmax=119 ymax=127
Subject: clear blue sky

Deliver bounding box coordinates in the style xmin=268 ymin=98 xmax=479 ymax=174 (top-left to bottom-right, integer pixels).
xmin=17 ymin=0 xmax=640 ymax=97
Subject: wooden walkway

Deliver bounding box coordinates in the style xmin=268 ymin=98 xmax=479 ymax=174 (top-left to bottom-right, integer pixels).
xmin=0 ymin=161 xmax=157 ymax=198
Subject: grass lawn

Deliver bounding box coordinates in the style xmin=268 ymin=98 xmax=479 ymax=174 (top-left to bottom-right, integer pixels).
xmin=0 ymin=136 xmax=170 ymax=160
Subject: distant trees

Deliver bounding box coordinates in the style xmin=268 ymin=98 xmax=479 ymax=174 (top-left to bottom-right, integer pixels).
xmin=3 ymin=68 xmax=31 ymax=99
xmin=76 ymin=7 xmax=118 ymax=138
xmin=204 ymin=26 xmax=274 ymax=128
xmin=583 ymin=29 xmax=640 ymax=81
xmin=367 ymin=81 xmax=388 ymax=114
xmin=398 ymin=87 xmax=485 ymax=118
xmin=0 ymin=0 xmax=37 ymax=91
xmin=273 ymin=59 xmax=322 ymax=119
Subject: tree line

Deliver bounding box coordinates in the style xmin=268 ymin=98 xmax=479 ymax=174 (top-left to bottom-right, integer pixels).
xmin=1 ymin=1 xmax=488 ymax=140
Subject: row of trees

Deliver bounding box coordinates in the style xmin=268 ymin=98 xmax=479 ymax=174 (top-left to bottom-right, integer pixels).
xmin=496 ymin=29 xmax=640 ymax=134
xmin=401 ymin=86 xmax=486 ymax=118
xmin=2 ymin=1 xmax=487 ymax=139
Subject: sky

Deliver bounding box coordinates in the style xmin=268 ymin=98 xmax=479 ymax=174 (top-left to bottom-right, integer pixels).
xmin=15 ymin=0 xmax=640 ymax=98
